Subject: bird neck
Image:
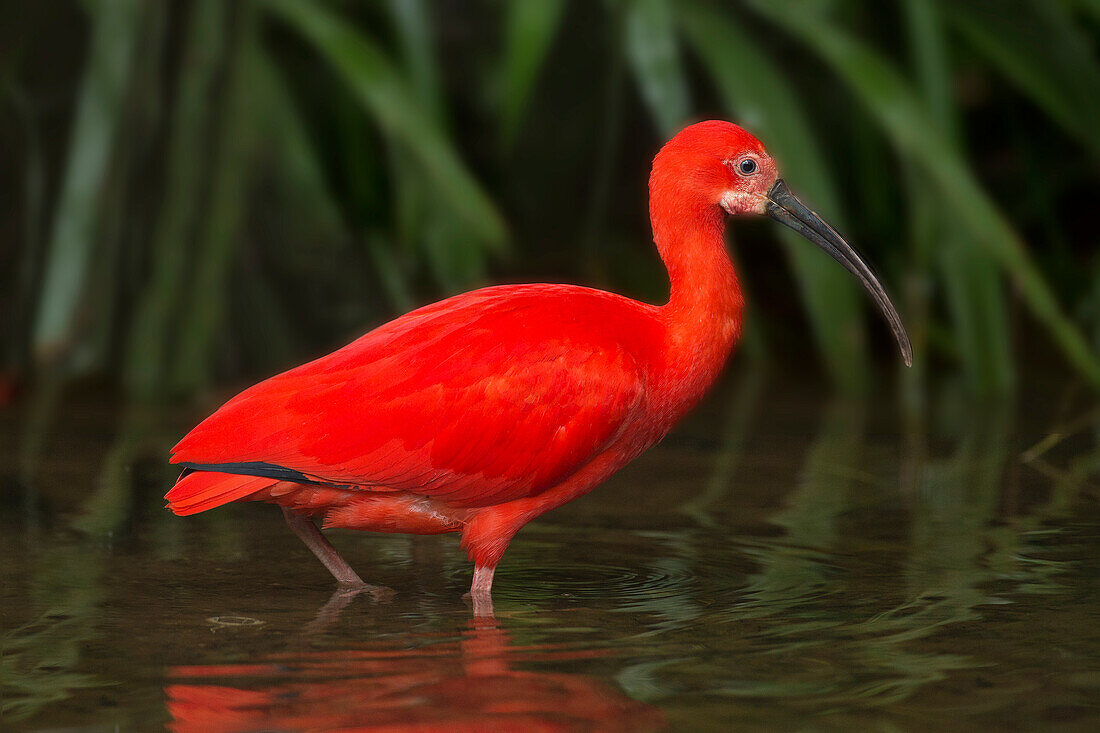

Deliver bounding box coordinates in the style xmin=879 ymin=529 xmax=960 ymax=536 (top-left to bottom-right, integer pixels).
xmin=651 ymin=195 xmax=744 ymax=410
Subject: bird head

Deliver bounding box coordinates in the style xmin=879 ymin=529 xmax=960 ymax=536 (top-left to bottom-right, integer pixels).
xmin=653 ymin=120 xmax=912 ymax=367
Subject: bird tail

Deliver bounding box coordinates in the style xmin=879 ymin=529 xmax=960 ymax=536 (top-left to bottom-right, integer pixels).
xmin=165 ymin=470 xmax=276 ymax=516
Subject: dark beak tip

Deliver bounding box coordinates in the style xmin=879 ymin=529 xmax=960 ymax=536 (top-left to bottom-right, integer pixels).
xmin=896 ymin=331 xmax=914 ymax=368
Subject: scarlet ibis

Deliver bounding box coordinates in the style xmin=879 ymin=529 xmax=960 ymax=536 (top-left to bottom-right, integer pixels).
xmin=167 ymin=121 xmax=911 ymax=612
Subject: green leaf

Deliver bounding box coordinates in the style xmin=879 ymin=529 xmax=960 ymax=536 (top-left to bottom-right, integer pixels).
xmin=265 ymin=0 xmax=506 ymax=249
xmin=390 ymin=140 xmax=491 ymax=293
xmin=366 ymin=232 xmax=415 ymax=311
xmin=125 ymin=0 xmax=228 ymax=399
xmin=623 ymin=0 xmax=691 ymax=136
xmin=1072 ymin=0 xmax=1100 ymax=25
xmin=499 ymin=0 xmax=566 ymax=148
xmin=33 ymin=0 xmax=141 ymax=364
xmin=905 ymin=0 xmax=1013 ymax=393
xmin=385 ymin=0 xmax=444 ymax=123
xmin=171 ymin=7 xmax=261 ymax=395
xmin=681 ymin=2 xmax=871 ymax=393
xmin=750 ymin=0 xmax=1100 ymax=388
xmin=253 ymin=47 xmax=343 ymax=234
xmin=939 ymin=0 xmax=1100 ymax=159
xmin=939 ymin=236 xmax=1014 ymax=391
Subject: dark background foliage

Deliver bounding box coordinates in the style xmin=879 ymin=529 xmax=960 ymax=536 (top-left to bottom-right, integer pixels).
xmin=3 ymin=0 xmax=1099 ymax=405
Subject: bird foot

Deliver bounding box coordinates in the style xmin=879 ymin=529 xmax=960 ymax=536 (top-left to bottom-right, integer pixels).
xmin=335 ymin=579 xmax=396 ymax=603
xmin=305 ymin=582 xmax=395 ymax=634
xmin=363 ymin=583 xmax=397 ymax=604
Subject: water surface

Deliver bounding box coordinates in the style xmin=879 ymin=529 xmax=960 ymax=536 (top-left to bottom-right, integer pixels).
xmin=2 ymin=372 xmax=1099 ymax=730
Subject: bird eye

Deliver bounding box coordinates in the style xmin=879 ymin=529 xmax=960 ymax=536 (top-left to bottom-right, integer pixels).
xmin=738 ymin=158 xmax=758 ymax=175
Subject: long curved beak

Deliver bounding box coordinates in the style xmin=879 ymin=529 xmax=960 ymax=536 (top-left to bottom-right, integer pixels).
xmin=765 ymin=179 xmax=913 ymax=367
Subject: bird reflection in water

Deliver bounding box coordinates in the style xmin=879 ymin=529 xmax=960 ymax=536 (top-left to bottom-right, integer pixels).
xmin=166 ymin=589 xmax=665 ymax=732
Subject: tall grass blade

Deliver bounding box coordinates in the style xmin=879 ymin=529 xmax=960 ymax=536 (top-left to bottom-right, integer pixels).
xmin=367 ymin=233 xmax=415 ymax=311
xmin=253 ymin=48 xmax=342 ymax=236
xmin=681 ymin=3 xmax=870 ymax=393
xmin=6 ymin=86 xmax=47 ymax=374
xmin=391 ymin=140 xmax=488 ymax=293
xmin=750 ymin=0 xmax=1100 ymax=388
xmin=385 ymin=0 xmax=443 ymax=123
xmin=251 ymin=40 xmax=350 ymax=351
xmin=901 ymin=164 xmax=935 ymax=411
xmin=33 ymin=0 xmax=141 ymax=366
xmin=171 ymin=7 xmax=260 ymax=394
xmin=124 ymin=0 xmax=227 ymax=399
xmin=87 ymin=5 xmax=169 ymax=378
xmin=265 ymin=0 xmax=506 ymax=249
xmin=939 ymin=0 xmax=1100 ymax=159
xmin=940 ymin=241 xmax=1014 ymax=391
xmin=623 ymin=0 xmax=690 ymax=136
xmin=906 ymin=0 xmax=1013 ymax=393
xmin=1073 ymin=0 xmax=1100 ymax=25
xmin=499 ymin=0 xmax=566 ymax=148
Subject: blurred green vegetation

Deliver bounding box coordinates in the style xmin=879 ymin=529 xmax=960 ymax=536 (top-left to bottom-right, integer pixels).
xmin=2 ymin=0 xmax=1099 ymax=401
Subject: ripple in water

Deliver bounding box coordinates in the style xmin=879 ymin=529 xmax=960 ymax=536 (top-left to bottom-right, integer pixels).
xmin=494 ymin=560 xmax=697 ymax=605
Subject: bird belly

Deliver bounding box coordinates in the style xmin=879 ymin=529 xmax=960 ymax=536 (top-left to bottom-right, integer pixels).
xmin=247 ymin=482 xmax=467 ymax=535
xmin=325 ymin=492 xmax=467 ymax=534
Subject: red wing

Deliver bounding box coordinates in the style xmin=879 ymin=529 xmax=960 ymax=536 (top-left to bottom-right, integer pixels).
xmin=171 ymin=288 xmax=648 ymax=507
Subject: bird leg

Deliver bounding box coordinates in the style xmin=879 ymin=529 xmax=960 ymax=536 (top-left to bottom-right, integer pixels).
xmin=470 ymin=565 xmax=495 ymax=618
xmin=282 ymin=507 xmax=366 ymax=587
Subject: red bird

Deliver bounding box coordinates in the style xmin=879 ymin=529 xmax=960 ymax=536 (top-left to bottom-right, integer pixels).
xmin=167 ymin=121 xmax=911 ymax=612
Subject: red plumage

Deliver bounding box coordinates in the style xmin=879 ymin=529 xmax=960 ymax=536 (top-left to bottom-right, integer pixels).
xmin=167 ymin=286 xmax=676 ymax=569
xmin=171 ymin=286 xmax=655 ymax=506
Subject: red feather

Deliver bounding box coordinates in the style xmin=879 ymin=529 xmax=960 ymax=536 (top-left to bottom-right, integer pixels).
xmin=166 ymin=472 xmax=278 ymax=516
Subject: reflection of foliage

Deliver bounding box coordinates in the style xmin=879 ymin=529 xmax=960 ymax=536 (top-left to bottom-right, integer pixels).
xmin=633 ymin=394 xmax=1088 ymax=715
xmin=0 ymin=545 xmax=109 ymax=721
xmin=4 ymin=0 xmax=1100 ymax=399
xmin=2 ymin=403 xmax=177 ymax=723
xmin=707 ymin=401 xmax=989 ymax=705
